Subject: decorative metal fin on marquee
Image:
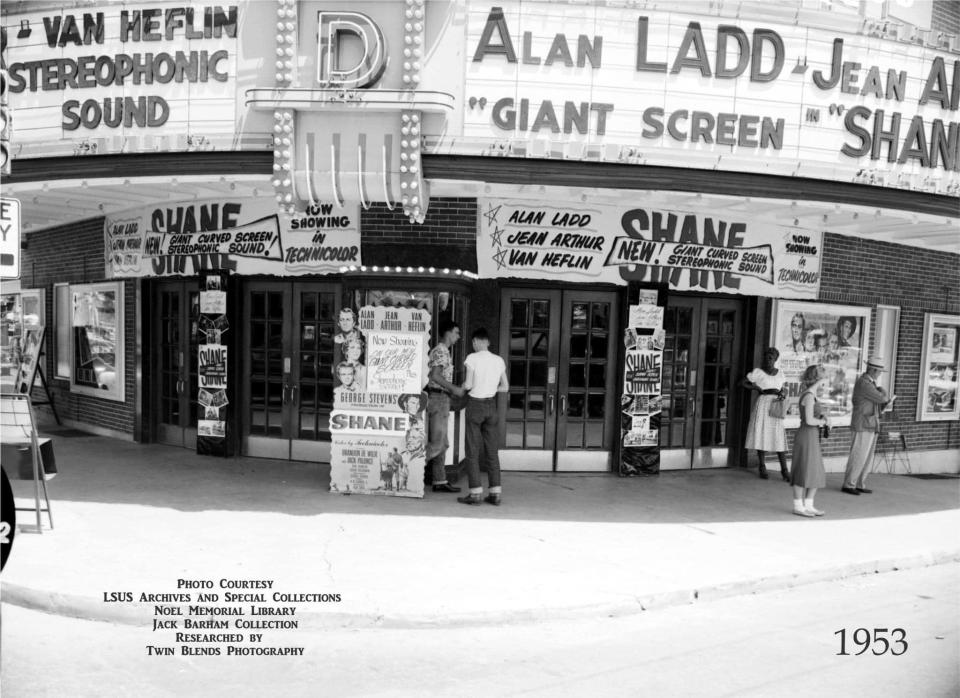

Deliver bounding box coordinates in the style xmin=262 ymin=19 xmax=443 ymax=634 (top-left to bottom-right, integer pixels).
xmin=259 ymin=0 xmax=447 ymax=224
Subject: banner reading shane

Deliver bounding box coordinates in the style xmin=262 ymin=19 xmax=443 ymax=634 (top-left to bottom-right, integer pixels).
xmin=105 ymin=199 xmax=360 ymax=277
xmin=479 ymin=200 xmax=822 ymax=298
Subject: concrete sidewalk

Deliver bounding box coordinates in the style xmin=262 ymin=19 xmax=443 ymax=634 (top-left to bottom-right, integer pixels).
xmin=2 ymin=429 xmax=959 ymax=628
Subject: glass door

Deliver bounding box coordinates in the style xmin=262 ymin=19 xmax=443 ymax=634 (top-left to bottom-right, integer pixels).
xmin=660 ymin=296 xmax=742 ymax=469
xmin=154 ymin=281 xmax=200 ymax=448
xmin=500 ymin=288 xmax=619 ymax=472
xmin=242 ymin=281 xmax=338 ymax=461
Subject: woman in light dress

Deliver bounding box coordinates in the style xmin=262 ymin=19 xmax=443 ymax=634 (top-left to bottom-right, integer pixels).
xmin=741 ymin=347 xmax=789 ymax=481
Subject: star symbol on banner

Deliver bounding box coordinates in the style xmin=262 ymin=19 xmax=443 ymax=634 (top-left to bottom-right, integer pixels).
xmin=490 ymin=226 xmax=505 ymax=247
xmin=493 ymin=249 xmax=508 ymax=269
xmin=483 ymin=203 xmax=502 ymax=226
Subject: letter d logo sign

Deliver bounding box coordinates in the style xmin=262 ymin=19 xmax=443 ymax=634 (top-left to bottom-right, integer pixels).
xmin=318 ymin=12 xmax=387 ymax=89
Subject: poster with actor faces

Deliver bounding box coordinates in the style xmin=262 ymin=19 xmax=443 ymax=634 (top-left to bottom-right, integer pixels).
xmin=917 ymin=313 xmax=960 ymax=422
xmin=771 ymin=300 xmax=871 ymax=429
xmin=620 ymin=288 xmax=664 ymax=476
xmin=329 ymin=306 xmax=431 ymax=497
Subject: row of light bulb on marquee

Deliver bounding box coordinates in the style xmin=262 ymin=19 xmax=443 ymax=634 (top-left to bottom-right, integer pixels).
xmin=399 ymin=0 xmax=428 ymax=224
xmin=272 ymin=0 xmax=298 ymax=215
xmin=337 ymin=265 xmax=478 ymax=279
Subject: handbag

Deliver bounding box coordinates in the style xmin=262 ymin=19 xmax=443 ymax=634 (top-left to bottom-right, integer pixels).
xmin=768 ymin=398 xmax=786 ymax=419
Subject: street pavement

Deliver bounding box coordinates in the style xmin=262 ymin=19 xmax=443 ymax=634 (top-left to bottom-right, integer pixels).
xmin=2 ymin=427 xmax=959 ymax=628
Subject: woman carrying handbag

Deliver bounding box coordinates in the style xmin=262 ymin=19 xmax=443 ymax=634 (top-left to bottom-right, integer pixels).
xmin=741 ymin=347 xmax=789 ymax=480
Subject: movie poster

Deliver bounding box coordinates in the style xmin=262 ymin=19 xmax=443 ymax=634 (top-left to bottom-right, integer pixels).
xmin=918 ymin=313 xmax=960 ymax=422
xmin=196 ymin=274 xmax=230 ymax=455
xmin=771 ymin=300 xmax=871 ymax=429
xmin=329 ymin=306 xmax=431 ymax=497
xmin=620 ymin=288 xmax=664 ymax=476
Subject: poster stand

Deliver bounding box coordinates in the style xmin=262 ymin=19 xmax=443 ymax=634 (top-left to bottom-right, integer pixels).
xmin=0 ymin=393 xmax=55 ymax=532
xmin=13 ymin=327 xmax=61 ymax=425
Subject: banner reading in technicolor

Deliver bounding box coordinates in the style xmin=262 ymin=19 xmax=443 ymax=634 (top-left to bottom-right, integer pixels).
xmin=329 ymin=306 xmax=431 ymax=498
xmin=105 ymin=198 xmax=360 ymax=278
xmin=478 ymin=200 xmax=822 ymax=298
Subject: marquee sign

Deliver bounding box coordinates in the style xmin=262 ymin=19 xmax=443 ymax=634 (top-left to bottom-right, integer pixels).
xmin=3 ymin=2 xmax=239 ymax=144
xmin=461 ymin=2 xmax=959 ymax=193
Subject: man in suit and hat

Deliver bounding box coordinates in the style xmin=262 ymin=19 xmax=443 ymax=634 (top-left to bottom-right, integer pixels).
xmin=841 ymin=354 xmax=893 ymax=495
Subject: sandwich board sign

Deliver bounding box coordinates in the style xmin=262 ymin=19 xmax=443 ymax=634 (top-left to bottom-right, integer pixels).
xmin=0 ymin=198 xmax=20 ymax=279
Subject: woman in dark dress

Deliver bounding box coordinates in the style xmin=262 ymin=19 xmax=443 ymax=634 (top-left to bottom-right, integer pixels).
xmin=791 ymin=365 xmax=830 ymax=517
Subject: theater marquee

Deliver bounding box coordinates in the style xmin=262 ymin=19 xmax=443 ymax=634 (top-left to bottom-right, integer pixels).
xmin=461 ymin=2 xmax=958 ymax=192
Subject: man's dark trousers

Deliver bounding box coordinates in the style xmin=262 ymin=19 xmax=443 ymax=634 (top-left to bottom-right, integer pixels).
xmin=464 ymin=396 xmax=500 ymax=490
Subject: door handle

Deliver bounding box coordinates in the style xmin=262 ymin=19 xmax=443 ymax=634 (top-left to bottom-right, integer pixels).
xmin=291 ymin=384 xmax=298 ymax=405
xmin=282 ymin=382 xmax=290 ymax=405
xmin=560 ymin=394 xmax=567 ymax=415
xmin=548 ymin=394 xmax=555 ymax=415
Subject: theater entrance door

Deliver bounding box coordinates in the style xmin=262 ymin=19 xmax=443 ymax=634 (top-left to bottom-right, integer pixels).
xmin=153 ymin=280 xmax=200 ymax=448
xmin=659 ymin=296 xmax=743 ymax=469
xmin=499 ymin=288 xmax=620 ymax=472
xmin=240 ymin=282 xmax=339 ymax=461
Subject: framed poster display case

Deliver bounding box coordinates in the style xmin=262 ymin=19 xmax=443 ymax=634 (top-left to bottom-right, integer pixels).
xmin=917 ymin=313 xmax=959 ymax=422
xmin=770 ymin=300 xmax=871 ymax=429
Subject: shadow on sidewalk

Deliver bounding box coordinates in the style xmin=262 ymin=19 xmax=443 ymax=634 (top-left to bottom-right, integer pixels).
xmin=8 ymin=431 xmax=959 ymax=525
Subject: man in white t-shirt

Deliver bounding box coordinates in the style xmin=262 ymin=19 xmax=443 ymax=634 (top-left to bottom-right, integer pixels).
xmin=457 ymin=328 xmax=509 ymax=506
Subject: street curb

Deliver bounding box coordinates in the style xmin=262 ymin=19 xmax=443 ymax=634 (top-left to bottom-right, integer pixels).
xmin=4 ymin=549 xmax=958 ymax=630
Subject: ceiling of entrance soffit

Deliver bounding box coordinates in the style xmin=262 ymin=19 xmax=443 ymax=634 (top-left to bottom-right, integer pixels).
xmin=2 ymin=175 xmax=270 ymax=233
xmin=430 ymin=181 xmax=960 ymax=254
xmin=2 ymin=176 xmax=957 ymax=253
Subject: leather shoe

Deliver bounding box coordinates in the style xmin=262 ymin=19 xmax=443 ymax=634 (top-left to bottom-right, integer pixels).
xmin=484 ymin=493 xmax=501 ymax=506
xmin=432 ymin=483 xmax=462 ymax=493
xmin=841 ymin=486 xmax=861 ymax=495
xmin=457 ymin=494 xmax=483 ymax=505
xmin=856 ymin=487 xmax=873 ymax=494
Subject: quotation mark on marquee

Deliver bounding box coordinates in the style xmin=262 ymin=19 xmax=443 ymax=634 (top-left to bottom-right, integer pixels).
xmin=468 ymin=97 xmax=488 ymax=110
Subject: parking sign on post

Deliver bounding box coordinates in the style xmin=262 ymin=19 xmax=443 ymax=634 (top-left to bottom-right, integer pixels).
xmin=1 ymin=197 xmax=21 ymax=279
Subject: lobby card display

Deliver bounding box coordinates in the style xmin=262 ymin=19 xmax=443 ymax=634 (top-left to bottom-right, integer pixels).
xmin=917 ymin=313 xmax=960 ymax=422
xmin=329 ymin=306 xmax=431 ymax=497
xmin=771 ymin=300 xmax=871 ymax=429
xmin=197 ymin=273 xmax=230 ymax=456
xmin=619 ymin=288 xmax=665 ymax=476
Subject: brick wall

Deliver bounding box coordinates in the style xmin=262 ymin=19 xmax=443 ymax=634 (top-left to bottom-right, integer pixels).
xmin=360 ymin=198 xmax=477 ymax=271
xmin=767 ymin=233 xmax=960 ymax=459
xmin=20 ymin=217 xmax=137 ymax=436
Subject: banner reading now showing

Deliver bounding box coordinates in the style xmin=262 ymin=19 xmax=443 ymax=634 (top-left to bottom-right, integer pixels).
xmin=104 ymin=198 xmax=361 ymax=278
xmin=477 ymin=199 xmax=822 ymax=299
